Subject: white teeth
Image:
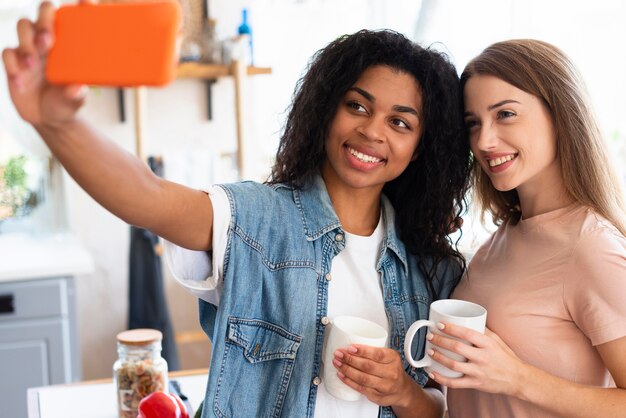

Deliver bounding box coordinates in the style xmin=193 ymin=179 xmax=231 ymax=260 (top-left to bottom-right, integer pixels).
xmin=488 ymin=154 xmax=515 ymax=167
xmin=349 ymin=147 xmax=382 ymax=163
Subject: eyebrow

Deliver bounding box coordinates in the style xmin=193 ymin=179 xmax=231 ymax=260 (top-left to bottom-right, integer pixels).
xmin=464 ymin=99 xmax=520 ymax=117
xmin=349 ymin=87 xmax=419 ymax=117
xmin=487 ymin=99 xmax=520 ymax=110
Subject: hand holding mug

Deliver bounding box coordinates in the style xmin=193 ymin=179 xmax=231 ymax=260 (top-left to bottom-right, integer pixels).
xmin=404 ymin=299 xmax=487 ymax=378
xmin=322 ymin=316 xmax=388 ymax=401
xmin=332 ymin=344 xmax=417 ymax=407
xmin=427 ymin=323 xmax=526 ymax=395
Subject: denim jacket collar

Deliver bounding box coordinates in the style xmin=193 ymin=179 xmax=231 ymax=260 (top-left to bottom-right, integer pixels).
xmin=291 ymin=174 xmax=409 ymax=274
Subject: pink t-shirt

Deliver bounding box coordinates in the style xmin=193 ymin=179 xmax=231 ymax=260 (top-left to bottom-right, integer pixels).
xmin=447 ymin=205 xmax=626 ymax=418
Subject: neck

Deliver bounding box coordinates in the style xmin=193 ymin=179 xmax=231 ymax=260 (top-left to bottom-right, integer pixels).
xmin=332 ymin=193 xmax=381 ymax=235
xmin=517 ymin=163 xmax=574 ymax=219
xmin=322 ymin=177 xmax=381 ymax=236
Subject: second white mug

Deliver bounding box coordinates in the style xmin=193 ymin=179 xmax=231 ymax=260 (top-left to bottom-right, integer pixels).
xmin=404 ymin=299 xmax=487 ymax=378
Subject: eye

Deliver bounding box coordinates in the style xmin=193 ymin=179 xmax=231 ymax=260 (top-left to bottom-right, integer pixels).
xmin=347 ymin=100 xmax=367 ymax=113
xmin=497 ymin=110 xmax=516 ymax=119
xmin=390 ymin=118 xmax=410 ymax=129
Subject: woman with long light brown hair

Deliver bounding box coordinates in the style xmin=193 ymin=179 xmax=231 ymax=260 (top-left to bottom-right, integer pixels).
xmin=428 ymin=39 xmax=626 ymax=418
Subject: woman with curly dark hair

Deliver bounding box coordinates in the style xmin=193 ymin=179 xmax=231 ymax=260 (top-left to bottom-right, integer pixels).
xmin=272 ymin=30 xmax=470 ymax=297
xmin=5 ymin=8 xmax=470 ymax=415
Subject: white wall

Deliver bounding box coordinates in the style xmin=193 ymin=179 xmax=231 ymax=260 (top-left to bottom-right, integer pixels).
xmin=2 ymin=0 xmax=625 ymax=379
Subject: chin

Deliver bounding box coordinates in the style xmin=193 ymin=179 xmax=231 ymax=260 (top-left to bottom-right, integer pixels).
xmin=492 ymin=182 xmax=518 ymax=192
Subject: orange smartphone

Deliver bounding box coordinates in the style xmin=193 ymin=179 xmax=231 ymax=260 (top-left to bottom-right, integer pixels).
xmin=46 ymin=1 xmax=182 ymax=87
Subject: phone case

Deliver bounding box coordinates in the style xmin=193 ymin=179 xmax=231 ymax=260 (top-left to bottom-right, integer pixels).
xmin=46 ymin=1 xmax=182 ymax=87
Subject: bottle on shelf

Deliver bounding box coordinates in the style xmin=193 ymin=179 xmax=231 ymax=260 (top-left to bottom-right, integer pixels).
xmin=237 ymin=8 xmax=253 ymax=65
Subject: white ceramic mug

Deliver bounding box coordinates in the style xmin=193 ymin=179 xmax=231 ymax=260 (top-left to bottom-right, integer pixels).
xmin=404 ymin=299 xmax=487 ymax=378
xmin=322 ymin=315 xmax=388 ymax=401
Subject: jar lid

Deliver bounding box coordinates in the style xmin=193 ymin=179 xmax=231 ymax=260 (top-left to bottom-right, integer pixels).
xmin=116 ymin=328 xmax=163 ymax=345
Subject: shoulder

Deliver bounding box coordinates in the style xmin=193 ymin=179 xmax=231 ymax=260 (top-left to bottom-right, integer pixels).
xmin=564 ymin=207 xmax=626 ymax=303
xmin=218 ymin=181 xmax=295 ymax=211
xmin=218 ymin=181 xmax=284 ymax=199
xmin=562 ymin=208 xmax=626 ymax=296
xmin=217 ymin=182 xmax=307 ymax=235
xmin=572 ymin=208 xmax=626 ymax=265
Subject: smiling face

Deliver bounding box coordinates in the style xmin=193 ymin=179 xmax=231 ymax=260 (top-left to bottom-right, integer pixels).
xmin=464 ymin=75 xmax=563 ymax=198
xmin=321 ymin=65 xmax=422 ymax=196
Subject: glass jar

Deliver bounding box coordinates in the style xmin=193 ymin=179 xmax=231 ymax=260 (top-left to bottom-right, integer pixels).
xmin=113 ymin=329 xmax=168 ymax=418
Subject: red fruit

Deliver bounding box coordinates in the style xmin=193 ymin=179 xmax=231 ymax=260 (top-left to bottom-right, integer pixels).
xmin=137 ymin=391 xmax=189 ymax=418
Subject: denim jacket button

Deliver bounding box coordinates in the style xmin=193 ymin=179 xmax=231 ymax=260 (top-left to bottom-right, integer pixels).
xmin=335 ymin=233 xmax=344 ymax=242
xmin=325 ymin=273 xmax=332 ymax=281
xmin=321 ymin=316 xmax=330 ymax=325
xmin=313 ymin=376 xmax=322 ymax=386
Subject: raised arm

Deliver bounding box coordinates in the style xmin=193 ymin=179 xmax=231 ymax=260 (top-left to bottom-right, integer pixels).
xmin=2 ymin=1 xmax=213 ymax=250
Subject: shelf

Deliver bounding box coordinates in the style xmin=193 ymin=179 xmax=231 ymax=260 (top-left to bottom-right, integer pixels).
xmin=128 ymin=60 xmax=272 ymax=179
xmin=176 ymin=63 xmax=272 ymax=79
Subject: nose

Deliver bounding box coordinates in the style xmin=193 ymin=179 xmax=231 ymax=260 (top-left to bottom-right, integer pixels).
xmin=472 ymin=123 xmax=498 ymax=151
xmin=356 ymin=115 xmax=386 ymax=143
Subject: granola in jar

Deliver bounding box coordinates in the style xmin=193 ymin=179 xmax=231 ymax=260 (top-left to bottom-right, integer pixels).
xmin=113 ymin=329 xmax=168 ymax=418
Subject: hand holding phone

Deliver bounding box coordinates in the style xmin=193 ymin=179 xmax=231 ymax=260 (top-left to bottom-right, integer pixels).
xmin=46 ymin=1 xmax=182 ymax=87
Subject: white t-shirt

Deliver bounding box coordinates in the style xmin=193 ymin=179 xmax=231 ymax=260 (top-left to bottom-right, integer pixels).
xmin=164 ymin=186 xmax=388 ymax=418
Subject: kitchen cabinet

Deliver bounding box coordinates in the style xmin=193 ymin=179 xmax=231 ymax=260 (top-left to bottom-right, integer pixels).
xmin=0 ymin=233 xmax=93 ymax=418
xmin=0 ymin=277 xmax=79 ymax=418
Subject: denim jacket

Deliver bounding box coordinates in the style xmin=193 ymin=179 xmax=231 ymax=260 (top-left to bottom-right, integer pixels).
xmin=198 ymin=176 xmax=459 ymax=418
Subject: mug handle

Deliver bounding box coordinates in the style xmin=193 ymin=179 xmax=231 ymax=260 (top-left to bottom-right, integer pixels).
xmin=404 ymin=320 xmax=435 ymax=368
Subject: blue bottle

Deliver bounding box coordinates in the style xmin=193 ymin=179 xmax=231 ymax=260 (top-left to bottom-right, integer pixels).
xmin=237 ymin=8 xmax=253 ymax=65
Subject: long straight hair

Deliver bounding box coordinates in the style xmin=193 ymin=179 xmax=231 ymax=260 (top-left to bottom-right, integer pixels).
xmin=461 ymin=39 xmax=626 ymax=235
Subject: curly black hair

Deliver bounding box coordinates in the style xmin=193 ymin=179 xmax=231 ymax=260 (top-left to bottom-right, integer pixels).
xmin=269 ymin=29 xmax=471 ymax=292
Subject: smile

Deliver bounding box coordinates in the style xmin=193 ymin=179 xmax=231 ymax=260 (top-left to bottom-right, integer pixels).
xmin=347 ymin=146 xmax=383 ymax=163
xmin=488 ymin=154 xmax=517 ymax=167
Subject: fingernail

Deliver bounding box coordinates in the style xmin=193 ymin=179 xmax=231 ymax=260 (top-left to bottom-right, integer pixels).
xmin=333 ymin=358 xmax=342 ymax=367
xmin=337 ymin=372 xmax=345 ymax=379
xmin=427 ymin=349 xmax=435 ymax=356
xmin=348 ymin=345 xmax=358 ymax=354
xmin=428 ymin=373 xmax=435 ymax=380
xmin=427 ymin=333 xmax=434 ymax=341
xmin=437 ymin=322 xmax=445 ymax=330
xmin=334 ymin=350 xmax=344 ymax=359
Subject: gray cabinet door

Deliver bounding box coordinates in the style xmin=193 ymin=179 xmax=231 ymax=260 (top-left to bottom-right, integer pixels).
xmin=0 ymin=277 xmax=79 ymax=418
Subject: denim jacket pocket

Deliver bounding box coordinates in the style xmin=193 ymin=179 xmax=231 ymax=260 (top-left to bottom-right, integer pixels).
xmin=214 ymin=317 xmax=302 ymax=418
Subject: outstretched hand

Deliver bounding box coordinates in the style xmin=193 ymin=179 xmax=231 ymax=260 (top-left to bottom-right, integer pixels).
xmin=2 ymin=1 xmax=92 ymax=129
xmin=427 ymin=323 xmax=526 ymax=396
xmin=333 ymin=344 xmax=418 ymax=408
